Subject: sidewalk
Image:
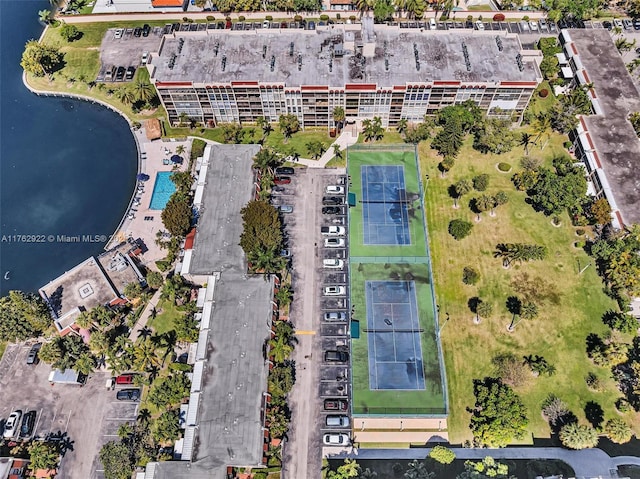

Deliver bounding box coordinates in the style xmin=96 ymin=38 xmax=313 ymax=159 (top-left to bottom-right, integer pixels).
xmin=327 ymin=446 xmax=640 ymax=478
xmin=295 ymin=129 xmax=359 ymax=168
xmin=128 ymin=288 xmax=163 ymax=341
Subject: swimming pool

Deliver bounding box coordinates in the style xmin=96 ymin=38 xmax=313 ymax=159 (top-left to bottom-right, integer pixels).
xmin=149 ymin=172 xmax=176 ymax=210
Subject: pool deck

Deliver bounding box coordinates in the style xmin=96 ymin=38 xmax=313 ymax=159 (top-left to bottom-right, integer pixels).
xmin=110 ymin=129 xmax=189 ymax=271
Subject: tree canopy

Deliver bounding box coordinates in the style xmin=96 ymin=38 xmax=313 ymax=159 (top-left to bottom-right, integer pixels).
xmin=147 ymin=373 xmax=191 ymax=409
xmin=0 ymin=290 xmax=51 ymax=341
xmin=99 ymin=441 xmax=134 ymax=479
xmin=469 ymin=377 xmax=528 ymax=447
xmin=20 ymin=40 xmax=63 ymax=77
xmin=559 ymin=422 xmax=599 ymax=449
xmin=161 ymin=193 xmax=192 ymax=238
xmin=239 ymin=200 xmax=283 ymax=256
xmin=448 ymin=219 xmax=473 ymax=240
xmin=591 ymin=225 xmax=640 ymax=299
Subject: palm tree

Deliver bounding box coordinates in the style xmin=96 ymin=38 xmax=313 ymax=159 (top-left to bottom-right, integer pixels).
xmin=475 ymin=301 xmax=493 ymax=324
xmin=38 ymin=9 xmax=51 ymax=24
xmin=519 ymin=132 xmax=535 ymax=156
xmin=74 ymin=352 xmax=96 ymax=375
xmin=356 ymin=0 xmax=375 ymax=16
xmin=405 ymin=0 xmax=426 ymax=20
xmin=275 ymin=284 xmax=293 ymax=308
xmin=269 ymin=335 xmax=294 ymax=363
xmin=253 ymin=148 xmax=281 ymax=174
xmin=333 ymin=143 xmax=343 ymax=161
xmin=332 ymin=106 xmax=346 ymax=130
xmin=131 ymin=80 xmax=155 ymax=103
xmin=133 ymin=338 xmax=160 ymax=371
xmin=474 ymin=194 xmax=495 ymax=221
xmin=396 ymin=118 xmax=408 ymax=135
xmin=403 ymin=459 xmax=434 ymax=479
xmin=509 ymin=301 xmax=537 ymax=331
xmin=248 ymin=248 xmax=285 ymax=274
xmin=114 ymin=86 xmax=136 ymax=106
xmin=559 ymin=422 xmax=599 ymax=450
xmin=256 ymin=116 xmax=273 ymax=140
xmin=175 ymin=145 xmax=186 ymax=155
xmin=532 ymin=112 xmax=552 ymax=150
xmin=453 ymin=178 xmax=472 ymax=208
xmin=394 ymin=0 xmax=407 ymax=17
xmin=137 ymin=408 xmax=152 ymax=425
xmin=362 ymin=119 xmax=374 ymax=141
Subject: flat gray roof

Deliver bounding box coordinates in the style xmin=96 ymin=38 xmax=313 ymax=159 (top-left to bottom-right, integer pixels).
xmin=189 ymin=144 xmax=261 ymax=275
xmin=190 ymin=271 xmax=272 ymax=471
xmin=569 ymin=29 xmax=640 ymax=225
xmin=151 ymin=24 xmax=539 ymax=86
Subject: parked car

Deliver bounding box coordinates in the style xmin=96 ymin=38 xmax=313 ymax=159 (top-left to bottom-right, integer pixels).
xmin=322 ymin=206 xmax=341 ymax=215
xmin=141 ymin=52 xmax=150 ymax=65
xmin=274 ymin=176 xmax=291 ymax=185
xmin=603 ymin=20 xmax=612 ymax=30
xmin=529 ymin=21 xmax=538 ymax=31
xmin=323 ymin=286 xmax=346 ymax=296
xmin=538 ymin=18 xmax=547 ymax=29
xmin=125 ymin=66 xmax=136 ymax=80
xmin=19 ymin=411 xmax=36 ymax=439
xmin=475 ymin=20 xmax=484 ymax=30
xmin=3 ymin=410 xmax=22 ymax=439
xmin=614 ymin=19 xmax=624 ymax=29
xmin=278 ymin=205 xmax=293 ymax=213
xmin=324 ymin=311 xmax=347 ymax=321
xmin=624 ymin=19 xmax=633 ymax=29
xmin=26 ymin=343 xmax=41 ymax=365
xmin=116 ymin=388 xmax=141 ymax=401
xmin=115 ymin=66 xmax=126 ymax=81
xmin=115 ymin=373 xmax=136 ymax=385
xmin=114 ymin=28 xmax=124 ymax=39
xmin=104 ymin=65 xmax=115 ymax=82
xmin=322 ymin=196 xmax=343 ymax=205
xmin=323 ymin=433 xmax=350 ymax=446
xmin=323 ymin=258 xmax=344 ymax=269
xmin=275 ymin=166 xmax=294 ymax=175
xmin=321 ymin=226 xmax=345 ymax=236
xmin=429 ymin=18 xmax=437 ymax=30
xmin=326 ymin=415 xmax=350 ymax=427
xmin=142 ymin=24 xmax=151 ymax=36
xmin=324 ymin=398 xmax=348 ymax=411
xmin=634 ymin=20 xmax=640 ymax=30
xmin=133 ymin=27 xmax=142 ymax=37
xmin=325 ymin=350 xmax=349 ymax=362
xmin=325 ymin=185 xmax=344 ymax=194
xmin=324 ymin=238 xmax=345 ymax=248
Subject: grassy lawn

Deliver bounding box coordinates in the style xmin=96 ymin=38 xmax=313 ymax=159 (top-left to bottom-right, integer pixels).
xmin=356 ymin=130 xmax=405 ymax=145
xmin=526 ymin=81 xmax=559 ymax=117
xmin=264 ymin=128 xmax=332 ymax=157
xmin=147 ymin=298 xmax=181 ymax=335
xmin=418 ymin=133 xmax=624 ymax=442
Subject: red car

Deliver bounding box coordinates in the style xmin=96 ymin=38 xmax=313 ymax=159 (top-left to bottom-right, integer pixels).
xmin=115 ymin=373 xmax=136 ymax=385
xmin=274 ymin=176 xmax=291 ymax=185
xmin=324 ymin=399 xmax=348 ymax=411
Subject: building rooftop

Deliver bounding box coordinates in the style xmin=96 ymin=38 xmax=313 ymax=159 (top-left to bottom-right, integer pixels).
xmin=567 ymin=29 xmax=640 ymax=225
xmin=189 ymin=144 xmax=260 ymax=275
xmin=151 ymin=23 xmax=539 ymax=86
xmin=96 ymin=245 xmax=144 ymax=297
xmin=39 ymin=257 xmax=119 ymax=329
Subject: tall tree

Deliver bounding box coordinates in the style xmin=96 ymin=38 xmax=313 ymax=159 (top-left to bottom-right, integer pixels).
xmin=253 ymin=148 xmax=282 ymax=174
xmin=20 ymin=40 xmax=63 ymax=77
xmin=161 ymin=193 xmax=192 ymax=238
xmin=473 ymin=195 xmax=495 ymax=221
xmin=278 ymin=114 xmax=300 ymax=141
xmin=28 ymin=441 xmax=60 ymax=472
xmin=239 ymin=200 xmax=283 ymax=255
xmin=332 ymin=106 xmax=346 ymax=128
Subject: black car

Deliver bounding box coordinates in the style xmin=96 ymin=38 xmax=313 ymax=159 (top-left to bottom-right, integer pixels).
xmin=125 ymin=66 xmax=136 ymax=80
xmin=116 ymin=388 xmax=141 ymax=401
xmin=26 ymin=343 xmax=41 ymax=365
xmin=275 ymin=166 xmax=295 ymax=175
xmin=325 ymin=350 xmax=349 ymax=362
xmin=603 ymin=20 xmax=612 ymax=30
xmin=115 ymin=66 xmax=126 ymax=81
xmin=142 ymin=24 xmax=150 ymax=36
xmin=634 ymin=20 xmax=640 ymax=30
xmin=19 ymin=410 xmax=36 ymax=438
xmin=322 ymin=206 xmax=341 ymax=214
xmin=322 ymin=196 xmax=343 ymax=206
xmin=133 ymin=27 xmax=142 ymax=37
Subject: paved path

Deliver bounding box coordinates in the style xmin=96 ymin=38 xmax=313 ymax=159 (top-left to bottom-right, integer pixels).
xmin=328 ymin=447 xmax=640 ymax=477
xmin=127 ymin=288 xmax=163 ymax=341
xmin=295 ymin=129 xmax=359 ymax=168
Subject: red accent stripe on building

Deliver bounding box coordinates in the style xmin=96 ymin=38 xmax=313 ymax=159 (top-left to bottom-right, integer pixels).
xmin=393 ymin=85 xmax=406 ymax=91
xmin=585 ymin=132 xmax=595 ymax=151
xmin=580 ymin=116 xmax=588 ymax=130
xmin=616 ymin=210 xmax=625 ymax=228
xmin=571 ymin=43 xmax=578 ymax=55
xmin=433 ymin=81 xmax=460 ymax=86
xmin=301 ymin=85 xmax=329 ymax=91
xmin=593 ymin=150 xmax=602 ymax=169
xmin=499 ymin=81 xmax=538 ymax=86
xmin=156 ymin=81 xmax=193 ymax=87
xmin=184 ymin=228 xmax=196 ymax=250
xmin=231 ymin=81 xmax=259 ymax=86
xmin=345 ymin=84 xmax=376 ymax=91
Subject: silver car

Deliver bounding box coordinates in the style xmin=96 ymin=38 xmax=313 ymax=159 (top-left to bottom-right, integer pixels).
xmin=3 ymin=410 xmax=22 ymax=439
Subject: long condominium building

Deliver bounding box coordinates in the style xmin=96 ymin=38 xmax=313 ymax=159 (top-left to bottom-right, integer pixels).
xmin=148 ymin=19 xmax=542 ymax=128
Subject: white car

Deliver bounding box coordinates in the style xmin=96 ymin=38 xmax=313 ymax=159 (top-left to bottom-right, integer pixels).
xmin=324 ymin=238 xmax=345 ymax=248
xmin=324 ymin=286 xmax=346 ymax=296
xmin=321 ymin=226 xmax=345 ymax=236
xmin=323 ymin=258 xmax=344 ymax=269
xmin=324 ymin=311 xmax=347 ymax=321
xmin=323 ymin=433 xmax=350 ymax=446
xmin=614 ymin=19 xmax=624 ymax=29
xmin=529 ymin=21 xmax=538 ymax=31
xmin=475 ymin=20 xmax=485 ymax=31
xmin=114 ymin=28 xmax=124 ymax=39
xmin=3 ymin=410 xmax=22 ymax=439
xmin=326 ymin=185 xmax=345 ymax=194
xmin=141 ymin=52 xmax=149 ymax=65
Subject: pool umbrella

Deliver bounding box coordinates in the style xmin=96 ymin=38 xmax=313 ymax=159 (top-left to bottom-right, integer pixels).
xmin=137 ymin=173 xmax=150 ymax=181
xmin=171 ymin=155 xmax=183 ymax=164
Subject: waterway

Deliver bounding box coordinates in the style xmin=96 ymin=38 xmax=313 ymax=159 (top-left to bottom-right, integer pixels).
xmin=0 ymin=0 xmax=138 ymax=295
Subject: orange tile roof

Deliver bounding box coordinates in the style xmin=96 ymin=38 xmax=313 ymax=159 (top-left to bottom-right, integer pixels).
xmin=151 ymin=0 xmax=184 ymax=6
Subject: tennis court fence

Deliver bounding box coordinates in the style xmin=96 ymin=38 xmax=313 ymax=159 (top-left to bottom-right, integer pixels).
xmin=352 ymin=406 xmax=448 ymax=416
xmin=350 ymin=256 xmax=429 ymax=264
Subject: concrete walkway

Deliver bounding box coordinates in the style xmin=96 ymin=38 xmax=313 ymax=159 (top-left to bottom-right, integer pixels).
xmin=295 ymin=129 xmax=359 ymax=168
xmin=328 ymin=447 xmax=640 ymax=478
xmin=128 ymin=288 xmax=163 ymax=341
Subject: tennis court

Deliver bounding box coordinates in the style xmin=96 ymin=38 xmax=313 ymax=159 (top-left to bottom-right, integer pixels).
xmin=366 ymin=280 xmax=425 ymax=390
xmin=361 ymin=165 xmax=411 ymax=246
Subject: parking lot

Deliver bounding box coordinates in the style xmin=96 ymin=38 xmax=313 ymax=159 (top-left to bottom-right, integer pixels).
xmin=0 ymin=343 xmax=137 ymax=479
xmin=96 ymin=27 xmax=163 ymax=82
xmin=274 ymin=168 xmax=351 ymax=479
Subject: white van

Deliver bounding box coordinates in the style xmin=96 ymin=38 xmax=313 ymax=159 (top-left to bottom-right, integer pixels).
xmin=429 ymin=18 xmax=437 ymax=30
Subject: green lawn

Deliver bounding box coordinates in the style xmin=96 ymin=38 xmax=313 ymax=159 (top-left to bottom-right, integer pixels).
xmin=264 ymin=128 xmax=332 ymax=157
xmin=147 ymin=299 xmax=181 ymax=335
xmin=527 ymin=81 xmax=559 ymax=117
xmin=418 ymin=133 xmax=625 ymax=442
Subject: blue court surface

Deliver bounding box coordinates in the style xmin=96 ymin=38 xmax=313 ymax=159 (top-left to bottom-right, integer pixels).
xmin=365 ymin=280 xmax=425 ymax=390
xmin=361 ymin=165 xmax=411 ymax=245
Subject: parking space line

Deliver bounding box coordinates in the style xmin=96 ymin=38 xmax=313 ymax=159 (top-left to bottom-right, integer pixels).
xmin=295 ymin=330 xmax=316 ymax=335
xmin=65 ymin=409 xmax=72 ymax=432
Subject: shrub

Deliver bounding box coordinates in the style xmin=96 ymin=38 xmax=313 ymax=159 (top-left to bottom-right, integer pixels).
xmin=238 ymin=15 xmax=245 ymax=21
xmin=336 ymin=13 xmax=341 ymax=19
xmin=266 ymin=15 xmax=273 ymax=21
xmin=585 ymin=372 xmax=603 ymax=392
xmin=462 ymin=266 xmax=480 ymax=285
xmin=472 ymin=173 xmax=490 ymax=191
xmin=564 ymin=140 xmax=573 ymax=149
xmin=492 ymin=353 xmax=529 ymax=388
xmin=605 ymin=418 xmax=633 ymax=444
xmin=539 ymin=88 xmax=549 ymax=98
xmin=602 ymin=310 xmax=638 ymax=334
xmin=493 ymin=13 xmax=505 ymax=21
xmin=616 ymin=397 xmax=632 ymax=413
xmin=429 ymin=445 xmax=456 ymax=464
xmin=559 ymin=422 xmax=599 ymax=449
xmin=294 ymin=14 xmax=302 ymax=22
xmin=349 ymin=15 xmax=357 ymax=21
xmin=523 ymin=15 xmax=530 ymax=21
xmin=448 ymin=219 xmax=473 ymax=240
xmin=576 ymin=228 xmax=585 ymax=236
xmin=320 ymin=14 xmax=329 ymax=21
xmin=155 ymin=260 xmax=171 ymax=272
xmin=497 ymin=162 xmax=511 ymax=172
xmin=541 ymin=394 xmax=571 ymax=426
